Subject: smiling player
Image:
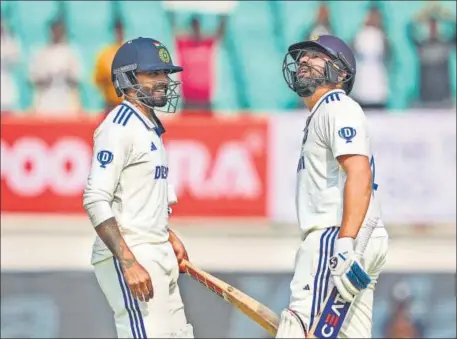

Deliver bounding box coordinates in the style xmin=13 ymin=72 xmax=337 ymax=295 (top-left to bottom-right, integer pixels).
xmin=83 ymin=37 xmax=193 ymax=338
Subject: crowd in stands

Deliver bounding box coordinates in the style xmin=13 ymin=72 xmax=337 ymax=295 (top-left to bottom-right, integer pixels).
xmin=1 ymin=1 xmax=455 ymax=116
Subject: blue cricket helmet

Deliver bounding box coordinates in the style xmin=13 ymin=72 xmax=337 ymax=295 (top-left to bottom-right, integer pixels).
xmin=111 ymin=37 xmax=183 ymax=113
xmin=283 ymin=35 xmax=357 ymax=97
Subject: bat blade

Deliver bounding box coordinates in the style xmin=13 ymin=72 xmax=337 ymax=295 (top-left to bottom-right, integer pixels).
xmin=182 ymin=260 xmax=279 ymax=337
xmin=307 ymin=288 xmax=351 ymax=338
xmin=307 ymin=218 xmax=379 ymax=338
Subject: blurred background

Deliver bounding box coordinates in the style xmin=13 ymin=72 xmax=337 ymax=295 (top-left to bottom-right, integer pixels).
xmin=0 ymin=0 xmax=455 ymax=338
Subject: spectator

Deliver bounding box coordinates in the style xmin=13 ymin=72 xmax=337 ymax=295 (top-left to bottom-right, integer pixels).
xmin=304 ymin=3 xmax=333 ymax=40
xmin=29 ymin=18 xmax=81 ymax=116
xmin=168 ymin=13 xmax=227 ymax=113
xmin=94 ymin=18 xmax=125 ymax=113
xmin=407 ymin=3 xmax=456 ymax=109
xmin=383 ymin=281 xmax=425 ymax=338
xmin=351 ymin=5 xmax=391 ymax=110
xmin=1 ymin=18 xmax=21 ymax=113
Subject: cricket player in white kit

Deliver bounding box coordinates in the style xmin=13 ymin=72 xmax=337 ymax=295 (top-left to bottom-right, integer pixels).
xmin=276 ymin=35 xmax=389 ymax=338
xmin=83 ymin=37 xmax=194 ymax=338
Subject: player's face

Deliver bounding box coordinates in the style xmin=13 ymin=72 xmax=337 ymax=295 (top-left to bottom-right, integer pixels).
xmin=297 ymin=50 xmax=328 ymax=81
xmin=136 ymin=71 xmax=170 ymax=107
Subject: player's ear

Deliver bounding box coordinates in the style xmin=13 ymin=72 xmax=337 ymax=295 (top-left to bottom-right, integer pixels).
xmin=123 ymin=88 xmax=135 ymax=99
xmin=336 ymin=72 xmax=348 ymax=89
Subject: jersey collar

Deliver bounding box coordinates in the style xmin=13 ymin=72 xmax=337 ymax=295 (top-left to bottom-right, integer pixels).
xmin=310 ymin=89 xmax=346 ymax=114
xmin=122 ymin=100 xmax=165 ymax=136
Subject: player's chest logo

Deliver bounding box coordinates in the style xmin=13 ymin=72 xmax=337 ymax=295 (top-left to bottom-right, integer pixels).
xmin=136 ymin=137 xmax=165 ymax=165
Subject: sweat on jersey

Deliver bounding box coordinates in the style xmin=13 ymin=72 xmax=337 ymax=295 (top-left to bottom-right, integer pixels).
xmin=296 ymin=89 xmax=383 ymax=236
xmin=83 ymin=100 xmax=172 ymax=265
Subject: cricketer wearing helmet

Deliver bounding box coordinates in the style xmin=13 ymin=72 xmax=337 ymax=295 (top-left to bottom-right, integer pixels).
xmin=83 ymin=37 xmax=194 ymax=338
xmin=276 ymin=35 xmax=389 ymax=338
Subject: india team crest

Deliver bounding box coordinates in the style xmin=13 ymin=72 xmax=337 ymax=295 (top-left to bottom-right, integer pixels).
xmin=310 ymin=34 xmax=319 ymax=41
xmin=158 ymin=48 xmax=170 ymax=63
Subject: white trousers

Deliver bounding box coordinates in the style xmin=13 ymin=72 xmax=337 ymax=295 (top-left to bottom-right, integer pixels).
xmin=94 ymin=242 xmax=190 ymax=338
xmin=288 ymin=226 xmax=389 ymax=338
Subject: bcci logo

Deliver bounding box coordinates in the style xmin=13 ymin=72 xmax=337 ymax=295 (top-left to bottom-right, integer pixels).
xmin=158 ymin=48 xmax=170 ymax=63
xmin=311 ymin=34 xmax=319 ymax=41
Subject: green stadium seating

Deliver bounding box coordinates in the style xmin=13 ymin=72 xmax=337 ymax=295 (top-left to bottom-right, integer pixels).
xmin=9 ymin=1 xmax=60 ymax=51
xmin=212 ymin=44 xmax=238 ymax=113
xmin=3 ymin=1 xmax=61 ymax=110
xmin=3 ymin=1 xmax=455 ymax=112
xmin=65 ymin=1 xmax=113 ymax=45
xmin=382 ymin=1 xmax=456 ymax=108
xmin=118 ymin=1 xmax=173 ymax=48
xmin=64 ymin=1 xmax=115 ymax=112
xmin=225 ymin=1 xmax=293 ymax=111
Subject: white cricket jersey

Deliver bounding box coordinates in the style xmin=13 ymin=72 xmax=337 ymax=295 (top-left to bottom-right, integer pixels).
xmin=83 ymin=100 xmax=171 ymax=264
xmin=296 ymin=89 xmax=383 ymax=235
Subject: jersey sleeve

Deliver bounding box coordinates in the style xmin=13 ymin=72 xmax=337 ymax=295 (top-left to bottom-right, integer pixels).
xmin=83 ymin=124 xmax=132 ymax=227
xmin=324 ymin=103 xmax=370 ymax=159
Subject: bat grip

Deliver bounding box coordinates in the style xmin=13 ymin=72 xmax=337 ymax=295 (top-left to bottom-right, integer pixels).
xmin=354 ymin=218 xmax=378 ymax=256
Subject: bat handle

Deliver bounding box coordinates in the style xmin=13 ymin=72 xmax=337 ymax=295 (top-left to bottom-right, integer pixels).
xmin=181 ymin=259 xmax=193 ymax=274
xmin=354 ymin=217 xmax=378 ymax=256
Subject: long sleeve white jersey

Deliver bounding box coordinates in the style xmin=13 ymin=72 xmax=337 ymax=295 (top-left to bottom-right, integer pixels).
xmin=296 ymin=89 xmax=383 ymax=235
xmin=83 ymin=100 xmax=171 ymax=264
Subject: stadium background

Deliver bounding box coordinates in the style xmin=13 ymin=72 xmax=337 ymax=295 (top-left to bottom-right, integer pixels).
xmin=1 ymin=1 xmax=456 ymax=338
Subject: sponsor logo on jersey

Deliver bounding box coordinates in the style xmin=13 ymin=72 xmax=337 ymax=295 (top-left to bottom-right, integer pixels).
xmin=338 ymin=127 xmax=356 ymax=143
xmin=97 ymin=150 xmax=113 ymax=168
xmin=154 ymin=165 xmax=168 ymax=179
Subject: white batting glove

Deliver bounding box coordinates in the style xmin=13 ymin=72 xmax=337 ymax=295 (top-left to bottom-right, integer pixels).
xmin=329 ymin=237 xmax=371 ymax=302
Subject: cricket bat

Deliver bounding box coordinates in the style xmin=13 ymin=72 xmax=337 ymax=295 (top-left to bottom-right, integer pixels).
xmin=182 ymin=259 xmax=280 ymax=337
xmin=307 ymin=218 xmax=379 ymax=338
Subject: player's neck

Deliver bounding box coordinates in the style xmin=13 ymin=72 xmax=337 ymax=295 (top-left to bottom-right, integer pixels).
xmin=303 ymin=86 xmax=338 ymax=112
xmin=129 ymin=100 xmax=156 ymax=124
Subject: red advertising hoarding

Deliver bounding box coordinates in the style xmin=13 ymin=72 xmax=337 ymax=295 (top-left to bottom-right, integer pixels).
xmin=1 ymin=116 xmax=268 ymax=217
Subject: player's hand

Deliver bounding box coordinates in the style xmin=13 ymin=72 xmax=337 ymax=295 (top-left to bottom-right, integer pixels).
xmin=169 ymin=231 xmax=189 ymax=273
xmin=329 ymin=237 xmax=371 ymax=302
xmin=122 ymin=260 xmax=154 ymax=302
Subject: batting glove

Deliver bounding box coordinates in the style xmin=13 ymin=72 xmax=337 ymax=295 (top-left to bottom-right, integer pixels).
xmin=329 ymin=237 xmax=371 ymax=302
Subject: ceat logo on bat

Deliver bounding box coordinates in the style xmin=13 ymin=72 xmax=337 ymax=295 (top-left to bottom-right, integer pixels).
xmin=313 ymin=289 xmax=350 ymax=338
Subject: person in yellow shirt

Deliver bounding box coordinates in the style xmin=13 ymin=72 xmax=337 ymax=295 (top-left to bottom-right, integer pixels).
xmin=94 ymin=19 xmax=125 ymax=112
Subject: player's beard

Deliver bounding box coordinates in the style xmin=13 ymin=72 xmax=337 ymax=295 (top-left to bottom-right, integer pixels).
xmin=128 ymin=77 xmax=181 ymax=114
xmin=295 ymin=66 xmax=325 ymax=97
xmin=138 ymin=83 xmax=168 ymax=108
